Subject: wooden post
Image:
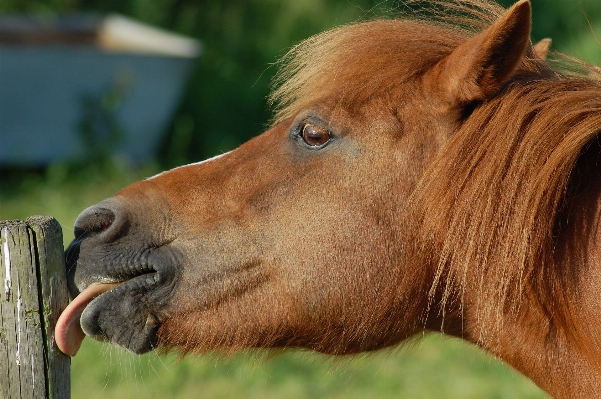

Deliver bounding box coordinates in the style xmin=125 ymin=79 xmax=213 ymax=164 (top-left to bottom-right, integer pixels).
xmin=0 ymin=216 xmax=70 ymax=399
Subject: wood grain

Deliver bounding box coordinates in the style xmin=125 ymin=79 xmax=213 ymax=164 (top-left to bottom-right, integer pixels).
xmin=0 ymin=217 xmax=70 ymax=399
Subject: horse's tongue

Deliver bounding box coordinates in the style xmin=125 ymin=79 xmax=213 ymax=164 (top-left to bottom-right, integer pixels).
xmin=55 ymin=283 xmax=119 ymax=356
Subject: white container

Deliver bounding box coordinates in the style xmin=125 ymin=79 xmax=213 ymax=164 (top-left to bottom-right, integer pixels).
xmin=0 ymin=14 xmax=201 ymax=165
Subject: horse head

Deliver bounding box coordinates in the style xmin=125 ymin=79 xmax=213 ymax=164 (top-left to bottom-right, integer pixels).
xmin=57 ymin=1 xmax=601 ymax=397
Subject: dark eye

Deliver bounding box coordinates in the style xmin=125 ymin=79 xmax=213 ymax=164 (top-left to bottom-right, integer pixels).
xmin=301 ymin=123 xmax=330 ymax=147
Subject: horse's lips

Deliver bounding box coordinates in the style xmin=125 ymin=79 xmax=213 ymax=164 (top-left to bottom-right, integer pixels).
xmin=55 ymin=283 xmax=120 ymax=356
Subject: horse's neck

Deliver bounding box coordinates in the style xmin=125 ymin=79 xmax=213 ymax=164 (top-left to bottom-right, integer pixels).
xmin=489 ymin=302 xmax=600 ymax=398
xmin=474 ymin=156 xmax=601 ymax=398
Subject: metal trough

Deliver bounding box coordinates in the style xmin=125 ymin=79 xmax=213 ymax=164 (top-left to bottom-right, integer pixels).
xmin=0 ymin=14 xmax=201 ymax=165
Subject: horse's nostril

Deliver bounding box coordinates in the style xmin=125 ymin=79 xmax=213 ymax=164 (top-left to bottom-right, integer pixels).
xmin=74 ymin=201 xmax=129 ymax=242
xmin=75 ymin=207 xmax=114 ymax=234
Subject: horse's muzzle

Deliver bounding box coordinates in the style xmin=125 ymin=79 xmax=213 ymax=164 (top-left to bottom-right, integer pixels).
xmin=62 ymin=199 xmax=181 ymax=354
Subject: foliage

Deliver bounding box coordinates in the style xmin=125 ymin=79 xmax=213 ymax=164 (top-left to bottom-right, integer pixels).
xmin=78 ymin=77 xmax=130 ymax=164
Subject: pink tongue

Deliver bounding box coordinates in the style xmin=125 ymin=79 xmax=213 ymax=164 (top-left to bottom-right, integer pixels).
xmin=55 ymin=283 xmax=119 ymax=356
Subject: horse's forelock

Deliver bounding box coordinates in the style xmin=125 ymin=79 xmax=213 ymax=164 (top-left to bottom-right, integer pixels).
xmin=268 ymin=1 xmax=518 ymax=124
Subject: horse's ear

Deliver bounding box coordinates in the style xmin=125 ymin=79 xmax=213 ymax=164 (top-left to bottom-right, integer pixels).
xmin=426 ymin=0 xmax=531 ymax=107
xmin=534 ymin=38 xmax=552 ymax=60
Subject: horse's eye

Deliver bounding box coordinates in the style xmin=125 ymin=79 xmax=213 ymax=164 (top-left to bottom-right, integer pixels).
xmin=301 ymin=123 xmax=330 ymax=147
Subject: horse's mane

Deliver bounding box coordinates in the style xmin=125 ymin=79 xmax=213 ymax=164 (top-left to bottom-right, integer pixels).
xmin=269 ymin=0 xmax=601 ymax=349
xmin=418 ymin=78 xmax=601 ymax=342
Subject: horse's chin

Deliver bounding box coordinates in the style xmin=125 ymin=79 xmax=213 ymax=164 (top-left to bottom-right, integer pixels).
xmin=79 ymin=274 xmax=163 ymax=354
xmin=55 ymin=282 xmax=119 ymax=356
xmin=56 ymin=273 xmax=165 ymax=355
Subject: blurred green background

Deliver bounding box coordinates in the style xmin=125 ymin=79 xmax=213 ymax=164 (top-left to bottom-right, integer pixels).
xmin=1 ymin=0 xmax=599 ymax=397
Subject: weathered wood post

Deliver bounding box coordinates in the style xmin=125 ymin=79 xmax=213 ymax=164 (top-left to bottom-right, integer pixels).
xmin=0 ymin=216 xmax=70 ymax=399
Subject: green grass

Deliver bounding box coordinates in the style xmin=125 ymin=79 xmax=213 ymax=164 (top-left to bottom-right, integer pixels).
xmin=72 ymin=335 xmax=547 ymax=399
xmin=0 ymin=163 xmax=548 ymax=398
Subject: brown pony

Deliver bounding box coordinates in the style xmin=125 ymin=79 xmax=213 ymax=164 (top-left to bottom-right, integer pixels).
xmin=56 ymin=1 xmax=601 ymax=397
